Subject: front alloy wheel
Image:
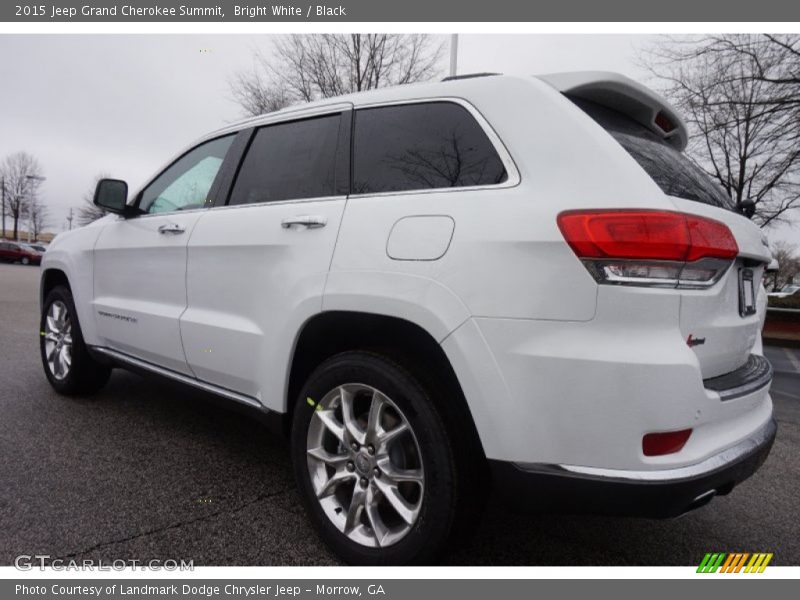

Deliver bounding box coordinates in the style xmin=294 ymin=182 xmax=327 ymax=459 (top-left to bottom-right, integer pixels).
xmin=40 ymin=285 xmax=111 ymax=395
xmin=43 ymin=300 xmax=73 ymax=380
xmin=306 ymin=383 xmax=424 ymax=548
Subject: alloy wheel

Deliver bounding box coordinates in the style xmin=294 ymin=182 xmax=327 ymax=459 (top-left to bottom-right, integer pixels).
xmin=306 ymin=383 xmax=424 ymax=548
xmin=43 ymin=300 xmax=73 ymax=380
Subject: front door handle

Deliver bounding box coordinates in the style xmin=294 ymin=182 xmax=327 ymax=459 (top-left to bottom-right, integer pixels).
xmin=158 ymin=223 xmax=185 ymax=234
xmin=281 ymin=215 xmax=327 ymax=229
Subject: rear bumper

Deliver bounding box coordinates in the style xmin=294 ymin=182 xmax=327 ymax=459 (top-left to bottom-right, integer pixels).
xmin=490 ymin=417 xmax=776 ymax=518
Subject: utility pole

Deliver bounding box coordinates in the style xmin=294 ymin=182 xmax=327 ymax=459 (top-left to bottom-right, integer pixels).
xmin=66 ymin=208 xmax=74 ymax=231
xmin=449 ymin=34 xmax=458 ymax=77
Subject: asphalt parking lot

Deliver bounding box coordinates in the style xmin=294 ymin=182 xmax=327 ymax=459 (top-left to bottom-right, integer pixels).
xmin=0 ymin=262 xmax=798 ymax=566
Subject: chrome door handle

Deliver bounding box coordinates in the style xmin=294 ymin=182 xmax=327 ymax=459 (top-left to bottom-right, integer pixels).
xmin=281 ymin=215 xmax=327 ymax=229
xmin=158 ymin=223 xmax=185 ymax=234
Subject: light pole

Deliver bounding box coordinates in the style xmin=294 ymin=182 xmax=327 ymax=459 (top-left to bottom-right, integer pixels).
xmin=449 ymin=34 xmax=459 ymax=77
xmin=25 ymin=174 xmax=46 ymax=242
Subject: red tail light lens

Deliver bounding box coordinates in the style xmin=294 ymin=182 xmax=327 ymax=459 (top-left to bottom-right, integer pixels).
xmin=685 ymin=215 xmax=738 ymax=261
xmin=557 ymin=210 xmax=690 ymax=260
xmin=642 ymin=429 xmax=692 ymax=457
xmin=557 ymin=210 xmax=738 ymax=288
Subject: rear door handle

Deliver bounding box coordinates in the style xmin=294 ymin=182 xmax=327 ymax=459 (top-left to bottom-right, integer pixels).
xmin=281 ymin=215 xmax=327 ymax=229
xmin=158 ymin=223 xmax=186 ymax=234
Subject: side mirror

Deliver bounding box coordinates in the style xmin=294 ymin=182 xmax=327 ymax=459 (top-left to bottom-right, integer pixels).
xmin=93 ymin=179 xmax=131 ymax=216
xmin=737 ymin=198 xmax=756 ymax=219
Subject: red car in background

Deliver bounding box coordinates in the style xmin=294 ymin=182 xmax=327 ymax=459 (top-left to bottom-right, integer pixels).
xmin=0 ymin=240 xmax=42 ymax=265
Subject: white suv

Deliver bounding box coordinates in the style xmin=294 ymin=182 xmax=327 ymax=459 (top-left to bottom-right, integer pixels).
xmin=39 ymin=72 xmax=776 ymax=564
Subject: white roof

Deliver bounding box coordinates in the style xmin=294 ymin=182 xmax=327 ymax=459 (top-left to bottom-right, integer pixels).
xmin=206 ymin=71 xmax=688 ymax=150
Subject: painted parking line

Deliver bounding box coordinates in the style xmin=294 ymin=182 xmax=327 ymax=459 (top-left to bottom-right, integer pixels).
xmin=772 ymin=389 xmax=800 ymax=401
xmin=785 ymin=348 xmax=800 ymax=373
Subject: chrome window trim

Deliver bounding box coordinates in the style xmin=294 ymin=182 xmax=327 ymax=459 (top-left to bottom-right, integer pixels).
xmin=209 ymin=195 xmax=348 ymax=212
xmin=349 ymin=96 xmax=521 ymax=199
xmin=127 ymin=96 xmax=518 ymax=213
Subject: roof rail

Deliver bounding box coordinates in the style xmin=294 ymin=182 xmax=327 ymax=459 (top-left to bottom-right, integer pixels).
xmin=442 ymin=72 xmax=502 ymax=82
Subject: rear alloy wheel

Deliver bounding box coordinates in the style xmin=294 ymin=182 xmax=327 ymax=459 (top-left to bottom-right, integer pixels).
xmin=40 ymin=285 xmax=111 ymax=395
xmin=292 ymin=351 xmax=464 ymax=564
xmin=21 ymin=257 xmax=30 ymax=265
xmin=306 ymin=383 xmax=424 ymax=548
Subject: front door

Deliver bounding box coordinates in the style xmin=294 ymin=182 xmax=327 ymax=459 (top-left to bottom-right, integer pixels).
xmin=92 ymin=134 xmax=235 ymax=374
xmin=180 ymin=107 xmax=352 ymax=407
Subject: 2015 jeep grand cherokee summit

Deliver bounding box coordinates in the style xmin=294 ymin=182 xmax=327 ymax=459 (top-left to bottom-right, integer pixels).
xmin=39 ymin=72 xmax=776 ymax=565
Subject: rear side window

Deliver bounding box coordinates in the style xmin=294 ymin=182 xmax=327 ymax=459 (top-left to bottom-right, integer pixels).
xmin=571 ymin=98 xmax=734 ymax=210
xmin=229 ymin=114 xmax=342 ymax=205
xmin=353 ymin=102 xmax=508 ymax=194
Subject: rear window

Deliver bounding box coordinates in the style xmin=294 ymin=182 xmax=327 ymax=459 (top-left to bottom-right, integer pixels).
xmin=571 ymin=98 xmax=734 ymax=210
xmin=353 ymin=102 xmax=508 ymax=194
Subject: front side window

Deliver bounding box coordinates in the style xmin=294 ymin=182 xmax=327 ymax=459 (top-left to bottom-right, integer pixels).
xmin=353 ymin=102 xmax=508 ymax=194
xmin=228 ymin=114 xmax=343 ymax=205
xmin=139 ymin=135 xmax=235 ymax=214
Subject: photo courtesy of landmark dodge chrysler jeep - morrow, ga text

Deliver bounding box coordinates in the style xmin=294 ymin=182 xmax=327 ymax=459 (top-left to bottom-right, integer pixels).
xmin=38 ymin=72 xmax=776 ymax=565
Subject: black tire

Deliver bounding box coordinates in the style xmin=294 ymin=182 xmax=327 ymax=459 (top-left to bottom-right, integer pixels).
xmin=291 ymin=351 xmax=476 ymax=565
xmin=40 ymin=285 xmax=111 ymax=396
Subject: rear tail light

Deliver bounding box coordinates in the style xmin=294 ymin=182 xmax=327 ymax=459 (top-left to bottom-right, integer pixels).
xmin=642 ymin=429 xmax=692 ymax=456
xmin=557 ymin=210 xmax=738 ymax=289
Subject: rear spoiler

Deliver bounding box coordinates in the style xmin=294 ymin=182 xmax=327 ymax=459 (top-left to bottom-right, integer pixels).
xmin=537 ymin=71 xmax=689 ymax=151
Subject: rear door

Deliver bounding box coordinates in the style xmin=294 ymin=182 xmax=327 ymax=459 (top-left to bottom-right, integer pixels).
xmin=92 ymin=134 xmax=235 ymax=374
xmin=573 ymin=98 xmax=772 ymax=378
xmin=180 ymin=105 xmax=352 ymax=405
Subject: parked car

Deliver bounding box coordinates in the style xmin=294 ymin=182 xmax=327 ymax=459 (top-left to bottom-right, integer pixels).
xmin=24 ymin=242 xmax=48 ymax=254
xmin=768 ymin=284 xmax=800 ymax=299
xmin=38 ymin=72 xmax=776 ymax=564
xmin=0 ymin=240 xmax=42 ymax=265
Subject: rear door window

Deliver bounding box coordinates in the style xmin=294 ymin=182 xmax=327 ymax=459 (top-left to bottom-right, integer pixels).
xmin=353 ymin=102 xmax=508 ymax=194
xmin=571 ymin=98 xmax=735 ymax=210
xmin=228 ymin=113 xmax=344 ymax=205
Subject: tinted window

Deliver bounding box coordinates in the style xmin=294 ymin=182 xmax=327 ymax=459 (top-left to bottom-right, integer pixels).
xmin=353 ymin=102 xmax=508 ymax=194
xmin=572 ymin=98 xmax=734 ymax=210
xmin=229 ymin=114 xmax=342 ymax=205
xmin=139 ymin=135 xmax=234 ymax=214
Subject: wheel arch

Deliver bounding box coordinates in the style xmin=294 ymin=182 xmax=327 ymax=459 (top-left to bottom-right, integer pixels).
xmin=285 ymin=310 xmax=487 ymax=460
xmin=40 ymin=268 xmax=71 ymax=310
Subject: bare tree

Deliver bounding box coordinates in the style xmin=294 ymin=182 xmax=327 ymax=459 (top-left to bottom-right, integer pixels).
xmin=0 ymin=152 xmax=44 ymax=240
xmin=29 ymin=196 xmax=49 ymax=241
xmin=231 ymin=34 xmax=444 ymax=116
xmin=76 ymin=173 xmax=111 ymax=226
xmin=767 ymin=241 xmax=800 ymax=291
xmin=643 ymin=35 xmax=800 ymax=227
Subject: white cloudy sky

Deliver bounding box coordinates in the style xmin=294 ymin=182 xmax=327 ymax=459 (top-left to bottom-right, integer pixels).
xmin=0 ymin=34 xmax=797 ymax=244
